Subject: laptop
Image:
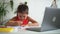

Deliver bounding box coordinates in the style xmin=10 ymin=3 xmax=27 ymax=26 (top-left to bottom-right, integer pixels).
xmin=26 ymin=7 xmax=60 ymax=32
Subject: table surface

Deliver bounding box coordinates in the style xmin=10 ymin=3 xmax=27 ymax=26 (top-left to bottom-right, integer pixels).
xmin=0 ymin=26 xmax=60 ymax=34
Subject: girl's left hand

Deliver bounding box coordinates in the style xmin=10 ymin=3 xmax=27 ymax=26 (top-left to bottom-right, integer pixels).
xmin=28 ymin=23 xmax=39 ymax=26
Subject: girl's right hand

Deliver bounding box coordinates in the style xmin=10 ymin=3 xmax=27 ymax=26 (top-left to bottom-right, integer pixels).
xmin=6 ymin=21 xmax=19 ymax=26
xmin=6 ymin=21 xmax=23 ymax=26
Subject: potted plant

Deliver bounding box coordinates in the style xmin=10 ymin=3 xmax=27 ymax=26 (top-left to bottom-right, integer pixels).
xmin=0 ymin=0 xmax=13 ymax=25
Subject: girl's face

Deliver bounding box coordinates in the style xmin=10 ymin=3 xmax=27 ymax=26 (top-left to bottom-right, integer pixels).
xmin=17 ymin=13 xmax=28 ymax=21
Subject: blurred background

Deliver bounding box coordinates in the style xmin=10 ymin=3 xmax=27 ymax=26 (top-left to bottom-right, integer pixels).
xmin=0 ymin=0 xmax=60 ymax=26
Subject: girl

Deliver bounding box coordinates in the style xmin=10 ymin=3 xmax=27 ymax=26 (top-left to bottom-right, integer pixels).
xmin=5 ymin=2 xmax=39 ymax=27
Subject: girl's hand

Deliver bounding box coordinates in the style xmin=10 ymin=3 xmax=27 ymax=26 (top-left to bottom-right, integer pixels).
xmin=6 ymin=21 xmax=22 ymax=26
xmin=28 ymin=23 xmax=39 ymax=26
xmin=0 ymin=26 xmax=7 ymax=28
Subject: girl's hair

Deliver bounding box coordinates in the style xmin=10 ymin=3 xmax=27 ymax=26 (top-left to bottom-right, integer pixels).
xmin=17 ymin=2 xmax=28 ymax=14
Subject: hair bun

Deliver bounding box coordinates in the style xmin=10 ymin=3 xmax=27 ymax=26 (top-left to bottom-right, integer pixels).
xmin=19 ymin=2 xmax=27 ymax=5
xmin=24 ymin=2 xmax=27 ymax=5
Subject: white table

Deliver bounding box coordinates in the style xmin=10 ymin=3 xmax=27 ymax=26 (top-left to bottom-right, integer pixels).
xmin=0 ymin=26 xmax=60 ymax=34
xmin=0 ymin=29 xmax=60 ymax=34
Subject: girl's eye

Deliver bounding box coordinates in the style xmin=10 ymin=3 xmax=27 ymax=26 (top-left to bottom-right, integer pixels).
xmin=23 ymin=16 xmax=25 ymax=17
xmin=20 ymin=16 xmax=25 ymax=18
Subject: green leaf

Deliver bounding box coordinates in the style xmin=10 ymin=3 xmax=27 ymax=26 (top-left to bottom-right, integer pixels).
xmin=10 ymin=0 xmax=13 ymax=10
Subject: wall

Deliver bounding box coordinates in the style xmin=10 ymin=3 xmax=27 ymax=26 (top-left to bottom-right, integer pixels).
xmin=57 ymin=0 xmax=60 ymax=8
xmin=0 ymin=0 xmax=53 ymax=26
xmin=13 ymin=0 xmax=60 ymax=26
xmin=2 ymin=0 xmax=60 ymax=26
xmin=28 ymin=0 xmax=52 ymax=26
